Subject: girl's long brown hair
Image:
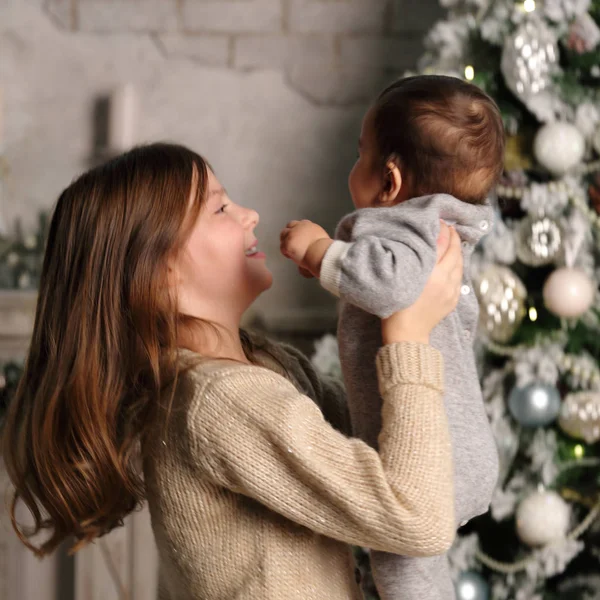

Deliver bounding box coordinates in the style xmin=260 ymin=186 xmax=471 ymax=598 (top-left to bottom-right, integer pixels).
xmin=2 ymin=143 xmax=215 ymax=557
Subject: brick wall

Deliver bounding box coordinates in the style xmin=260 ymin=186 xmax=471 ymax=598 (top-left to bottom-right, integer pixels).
xmin=44 ymin=0 xmax=444 ymax=104
xmin=1 ymin=0 xmax=444 ymax=330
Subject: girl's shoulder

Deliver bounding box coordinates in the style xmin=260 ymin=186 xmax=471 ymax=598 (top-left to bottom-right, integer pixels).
xmin=176 ymin=342 xmax=292 ymax=390
xmin=176 ymin=338 xmax=319 ymax=403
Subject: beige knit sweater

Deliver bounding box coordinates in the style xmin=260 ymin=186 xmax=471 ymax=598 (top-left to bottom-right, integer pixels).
xmin=142 ymin=340 xmax=455 ymax=600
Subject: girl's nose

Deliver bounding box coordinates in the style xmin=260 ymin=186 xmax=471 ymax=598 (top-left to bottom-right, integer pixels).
xmin=242 ymin=207 xmax=259 ymax=229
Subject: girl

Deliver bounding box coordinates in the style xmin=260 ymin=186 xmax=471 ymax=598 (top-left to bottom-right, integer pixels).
xmin=3 ymin=143 xmax=462 ymax=600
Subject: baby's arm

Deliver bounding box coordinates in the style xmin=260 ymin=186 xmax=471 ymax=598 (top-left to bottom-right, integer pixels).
xmin=280 ymin=219 xmax=334 ymax=276
xmin=332 ymin=210 xmax=442 ymax=318
xmin=281 ymin=212 xmax=440 ymax=319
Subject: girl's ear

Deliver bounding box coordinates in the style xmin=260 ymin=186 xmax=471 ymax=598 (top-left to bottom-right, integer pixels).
xmin=379 ymin=160 xmax=403 ymax=205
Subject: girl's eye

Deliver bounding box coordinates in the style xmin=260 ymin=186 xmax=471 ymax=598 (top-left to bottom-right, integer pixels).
xmin=216 ymin=204 xmax=228 ymax=214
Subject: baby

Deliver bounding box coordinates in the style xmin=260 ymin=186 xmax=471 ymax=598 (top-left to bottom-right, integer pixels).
xmin=280 ymin=75 xmax=503 ymax=600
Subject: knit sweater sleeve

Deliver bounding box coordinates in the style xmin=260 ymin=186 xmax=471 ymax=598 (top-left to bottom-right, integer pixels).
xmin=188 ymin=342 xmax=455 ymax=556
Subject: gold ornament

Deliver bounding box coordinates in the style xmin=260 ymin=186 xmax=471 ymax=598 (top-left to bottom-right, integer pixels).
xmin=474 ymin=265 xmax=527 ymax=343
xmin=504 ymin=133 xmax=534 ymax=171
xmin=559 ymin=391 xmax=600 ymax=444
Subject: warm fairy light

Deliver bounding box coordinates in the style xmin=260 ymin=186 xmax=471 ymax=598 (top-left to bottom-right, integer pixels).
xmin=464 ymin=65 xmax=475 ymax=81
xmin=529 ymin=307 xmax=538 ymax=321
xmin=574 ymin=444 xmax=584 ymax=458
xmin=523 ymin=0 xmax=536 ymax=12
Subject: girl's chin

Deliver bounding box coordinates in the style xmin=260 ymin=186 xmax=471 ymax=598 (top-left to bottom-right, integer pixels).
xmin=244 ymin=269 xmax=274 ymax=304
xmin=257 ymin=270 xmax=274 ymax=293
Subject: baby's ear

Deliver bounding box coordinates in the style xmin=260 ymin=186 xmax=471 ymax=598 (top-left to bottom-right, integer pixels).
xmin=379 ymin=160 xmax=403 ymax=205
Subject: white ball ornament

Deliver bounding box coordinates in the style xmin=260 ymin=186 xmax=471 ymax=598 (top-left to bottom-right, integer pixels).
xmin=534 ymin=122 xmax=586 ymax=176
xmin=543 ymin=268 xmax=595 ymax=318
xmin=516 ymin=490 xmax=570 ymax=547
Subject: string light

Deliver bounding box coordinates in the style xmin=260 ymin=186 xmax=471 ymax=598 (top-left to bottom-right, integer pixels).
xmin=523 ymin=0 xmax=536 ymax=12
xmin=464 ymin=65 xmax=475 ymax=81
xmin=529 ymin=307 xmax=538 ymax=322
xmin=574 ymin=444 xmax=585 ymax=459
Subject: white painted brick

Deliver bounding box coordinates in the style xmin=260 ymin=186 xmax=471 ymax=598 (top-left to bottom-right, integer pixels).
xmin=286 ymin=61 xmax=390 ymax=105
xmin=234 ymin=34 xmax=335 ymax=70
xmin=182 ymin=0 xmax=282 ymax=33
xmin=289 ymin=0 xmax=387 ymax=34
xmin=43 ymin=0 xmax=74 ymax=30
xmin=340 ymin=35 xmax=424 ymax=71
xmin=234 ymin=35 xmax=288 ymax=69
xmin=392 ymin=0 xmax=446 ymax=33
xmin=157 ymin=33 xmax=230 ymax=66
xmin=78 ymin=0 xmax=180 ymax=32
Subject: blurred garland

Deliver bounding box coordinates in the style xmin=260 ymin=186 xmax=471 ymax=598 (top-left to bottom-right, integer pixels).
xmin=0 ymin=360 xmax=23 ymax=424
xmin=0 ymin=214 xmax=47 ymax=420
xmin=0 ymin=212 xmax=49 ymax=290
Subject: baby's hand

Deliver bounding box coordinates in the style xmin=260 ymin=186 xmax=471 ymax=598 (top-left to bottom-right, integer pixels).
xmin=280 ymin=220 xmax=330 ymax=271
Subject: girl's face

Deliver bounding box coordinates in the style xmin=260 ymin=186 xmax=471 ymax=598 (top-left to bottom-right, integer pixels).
xmin=172 ymin=169 xmax=273 ymax=324
xmin=348 ymin=107 xmax=385 ymax=210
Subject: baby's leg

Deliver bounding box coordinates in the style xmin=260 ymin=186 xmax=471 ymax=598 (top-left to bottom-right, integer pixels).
xmin=370 ymin=551 xmax=455 ymax=600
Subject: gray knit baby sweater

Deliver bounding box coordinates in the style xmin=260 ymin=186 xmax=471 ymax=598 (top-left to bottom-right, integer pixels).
xmin=320 ymin=193 xmax=500 ymax=600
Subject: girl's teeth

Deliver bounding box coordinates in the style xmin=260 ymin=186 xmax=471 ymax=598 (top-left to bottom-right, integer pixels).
xmin=245 ymin=246 xmax=258 ymax=256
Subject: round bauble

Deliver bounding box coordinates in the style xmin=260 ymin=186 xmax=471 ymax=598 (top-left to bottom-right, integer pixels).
xmin=501 ymin=18 xmax=559 ymax=103
xmin=474 ymin=265 xmax=527 ymax=343
xmin=455 ymin=571 xmax=490 ymax=600
xmin=559 ymin=391 xmax=600 ymax=444
xmin=543 ymin=268 xmax=595 ymax=318
xmin=534 ymin=122 xmax=586 ymax=176
xmin=508 ymin=382 xmax=561 ymax=427
xmin=515 ymin=490 xmax=570 ymax=547
xmin=515 ymin=215 xmax=563 ymax=266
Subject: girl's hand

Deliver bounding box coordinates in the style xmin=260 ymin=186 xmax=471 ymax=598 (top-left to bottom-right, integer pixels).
xmin=382 ymin=223 xmax=463 ymax=345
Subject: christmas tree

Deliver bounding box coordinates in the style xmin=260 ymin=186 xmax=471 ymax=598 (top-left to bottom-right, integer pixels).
xmin=312 ymin=1 xmax=600 ymax=598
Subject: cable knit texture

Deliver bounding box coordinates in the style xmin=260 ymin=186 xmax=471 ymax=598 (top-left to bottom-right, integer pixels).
xmin=142 ymin=340 xmax=454 ymax=600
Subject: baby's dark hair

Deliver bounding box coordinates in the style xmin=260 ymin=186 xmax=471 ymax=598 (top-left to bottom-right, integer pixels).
xmin=372 ymin=75 xmax=505 ymax=204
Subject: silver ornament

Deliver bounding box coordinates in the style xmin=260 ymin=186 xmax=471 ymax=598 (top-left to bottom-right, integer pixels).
xmin=508 ymin=382 xmax=561 ymax=427
xmin=559 ymin=391 xmax=600 ymax=444
xmin=455 ymin=571 xmax=490 ymax=600
xmin=474 ymin=265 xmax=527 ymax=343
xmin=501 ymin=17 xmax=559 ymax=103
xmin=516 ymin=215 xmax=563 ymax=266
